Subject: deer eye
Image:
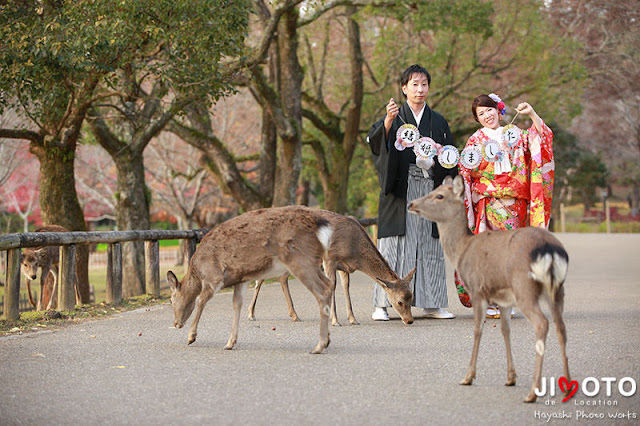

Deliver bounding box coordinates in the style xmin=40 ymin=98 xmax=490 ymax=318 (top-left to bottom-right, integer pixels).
xmin=436 ymin=194 xmax=444 ymax=199
xmin=398 ymin=301 xmax=404 ymax=307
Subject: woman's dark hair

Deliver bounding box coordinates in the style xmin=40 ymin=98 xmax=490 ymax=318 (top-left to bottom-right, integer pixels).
xmin=400 ymin=65 xmax=431 ymax=98
xmin=471 ymin=94 xmax=498 ymax=122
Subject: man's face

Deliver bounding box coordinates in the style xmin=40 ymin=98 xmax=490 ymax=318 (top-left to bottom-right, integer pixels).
xmin=402 ymin=73 xmax=429 ymax=106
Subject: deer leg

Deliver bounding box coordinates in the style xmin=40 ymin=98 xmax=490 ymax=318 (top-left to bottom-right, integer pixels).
xmin=550 ymin=285 xmax=571 ymax=392
xmin=339 ymin=270 xmax=358 ymax=325
xmin=74 ymin=272 xmax=82 ymax=306
xmin=187 ymin=285 xmax=215 ymax=345
xmin=225 ymin=282 xmax=248 ymax=350
xmin=38 ymin=278 xmax=44 ymax=311
xmin=278 ymin=273 xmax=299 ymax=322
xmin=520 ymin=302 xmax=549 ymax=403
xmin=247 ymin=279 xmax=263 ymax=321
xmin=289 ymin=265 xmax=332 ymax=354
xmin=461 ymin=299 xmax=488 ymax=386
xmin=26 ymin=280 xmax=37 ymax=308
xmin=499 ymin=305 xmax=517 ymax=386
xmin=46 ymin=270 xmax=58 ymax=310
xmin=323 ymin=261 xmax=341 ymax=327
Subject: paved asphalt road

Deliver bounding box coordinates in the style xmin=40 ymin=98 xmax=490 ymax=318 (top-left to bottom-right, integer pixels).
xmin=1 ymin=233 xmax=639 ymax=425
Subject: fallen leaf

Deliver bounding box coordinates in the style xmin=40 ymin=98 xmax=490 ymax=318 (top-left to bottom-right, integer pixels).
xmin=32 ymin=353 xmax=45 ymax=358
xmin=112 ymin=366 xmax=126 ymax=369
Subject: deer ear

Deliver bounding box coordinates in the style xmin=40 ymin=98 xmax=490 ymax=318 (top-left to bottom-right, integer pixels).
xmin=452 ymin=175 xmax=464 ymax=199
xmin=167 ymin=271 xmax=180 ymax=291
xmin=403 ymin=267 xmax=416 ymax=283
xmin=376 ymin=278 xmax=391 ymax=290
xmin=443 ymin=175 xmax=453 ymax=186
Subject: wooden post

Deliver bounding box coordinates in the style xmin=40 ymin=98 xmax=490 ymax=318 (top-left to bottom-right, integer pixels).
xmin=107 ymin=243 xmax=123 ymax=305
xmin=186 ymin=238 xmax=197 ymax=264
xmin=58 ymin=245 xmax=77 ymax=311
xmin=605 ymin=199 xmax=611 ymax=234
xmin=3 ymin=249 xmax=21 ymax=320
xmin=560 ymin=203 xmax=566 ymax=233
xmin=145 ymin=240 xmax=160 ymax=297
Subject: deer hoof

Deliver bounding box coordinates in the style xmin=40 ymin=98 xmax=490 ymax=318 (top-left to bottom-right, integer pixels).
xmin=331 ymin=321 xmax=342 ymax=327
xmin=505 ymin=379 xmax=516 ymax=386
xmin=524 ymin=392 xmax=537 ymax=403
xmin=291 ymin=316 xmax=300 ymax=322
xmin=187 ymin=335 xmax=197 ymax=345
xmin=247 ymin=315 xmax=256 ymax=321
xmin=350 ymin=319 xmax=360 ymax=325
xmin=460 ymin=377 xmax=474 ymax=386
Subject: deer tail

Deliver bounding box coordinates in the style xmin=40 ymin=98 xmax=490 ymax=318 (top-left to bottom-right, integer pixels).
xmin=529 ymin=243 xmax=569 ymax=303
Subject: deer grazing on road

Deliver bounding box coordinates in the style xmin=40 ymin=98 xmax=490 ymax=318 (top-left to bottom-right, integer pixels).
xmin=247 ymin=211 xmax=416 ymax=326
xmin=21 ymin=225 xmax=80 ymax=310
xmin=407 ymin=175 xmax=570 ymax=403
xmin=167 ymin=206 xmax=414 ymax=354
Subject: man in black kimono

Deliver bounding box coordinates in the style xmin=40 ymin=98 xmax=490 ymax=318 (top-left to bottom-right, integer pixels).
xmin=367 ymin=64 xmax=458 ymax=320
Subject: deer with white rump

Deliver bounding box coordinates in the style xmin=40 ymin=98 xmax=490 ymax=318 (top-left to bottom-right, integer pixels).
xmin=248 ymin=210 xmax=416 ymax=326
xmin=407 ymin=175 xmax=570 ymax=402
xmin=167 ymin=206 xmax=414 ymax=354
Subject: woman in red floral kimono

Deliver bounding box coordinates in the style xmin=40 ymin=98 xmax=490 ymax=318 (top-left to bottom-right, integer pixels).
xmin=456 ymin=93 xmax=554 ymax=318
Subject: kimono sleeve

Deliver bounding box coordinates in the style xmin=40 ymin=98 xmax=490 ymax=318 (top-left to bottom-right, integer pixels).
xmin=528 ymin=121 xmax=554 ymax=228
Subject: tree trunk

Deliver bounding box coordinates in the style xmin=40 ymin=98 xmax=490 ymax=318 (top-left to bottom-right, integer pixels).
xmin=631 ymin=183 xmax=640 ymax=217
xmin=31 ymin=141 xmax=91 ymax=303
xmin=273 ymin=8 xmax=303 ymax=207
xmin=114 ymin=152 xmax=150 ymax=297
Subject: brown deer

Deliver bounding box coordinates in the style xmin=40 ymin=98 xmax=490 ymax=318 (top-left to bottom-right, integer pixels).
xmin=407 ymin=175 xmax=570 ymax=403
xmin=166 ymin=206 xmax=414 ymax=354
xmin=21 ymin=225 xmax=78 ymax=310
xmin=248 ymin=212 xmax=416 ymax=326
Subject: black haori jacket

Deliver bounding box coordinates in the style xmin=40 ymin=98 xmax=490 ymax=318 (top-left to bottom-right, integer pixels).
xmin=367 ymin=102 xmax=458 ymax=239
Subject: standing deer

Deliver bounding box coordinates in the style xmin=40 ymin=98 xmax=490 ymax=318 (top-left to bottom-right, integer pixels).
xmin=21 ymin=225 xmax=78 ymax=310
xmin=167 ymin=206 xmax=414 ymax=354
xmin=248 ymin=212 xmax=416 ymax=326
xmin=407 ymin=175 xmax=570 ymax=403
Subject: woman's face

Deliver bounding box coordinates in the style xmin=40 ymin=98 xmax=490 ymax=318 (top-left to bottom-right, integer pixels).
xmin=476 ymin=106 xmax=501 ymax=129
xmin=402 ymin=73 xmax=429 ymax=107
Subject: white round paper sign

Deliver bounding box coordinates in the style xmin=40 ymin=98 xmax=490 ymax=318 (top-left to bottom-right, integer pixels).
xmin=502 ymin=124 xmax=521 ymax=148
xmin=396 ymin=124 xmax=420 ymax=148
xmin=460 ymin=147 xmax=482 ymax=169
xmin=414 ymin=137 xmax=437 ymax=158
xmin=438 ymin=145 xmax=459 ymax=169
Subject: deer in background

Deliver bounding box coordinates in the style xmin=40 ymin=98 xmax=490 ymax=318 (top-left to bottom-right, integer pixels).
xmin=248 ymin=212 xmax=416 ymax=326
xmin=167 ymin=206 xmax=414 ymax=354
xmin=21 ymin=225 xmax=81 ymax=310
xmin=407 ymin=175 xmax=570 ymax=403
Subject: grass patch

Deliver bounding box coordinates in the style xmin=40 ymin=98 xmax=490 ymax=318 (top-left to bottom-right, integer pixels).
xmin=0 ymin=294 xmax=170 ymax=336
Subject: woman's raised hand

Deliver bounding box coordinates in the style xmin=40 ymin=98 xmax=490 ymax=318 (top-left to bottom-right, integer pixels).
xmin=515 ymin=102 xmax=534 ymax=116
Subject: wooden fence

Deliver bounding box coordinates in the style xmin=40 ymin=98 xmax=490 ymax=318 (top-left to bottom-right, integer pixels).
xmin=0 ymin=229 xmax=207 ymax=320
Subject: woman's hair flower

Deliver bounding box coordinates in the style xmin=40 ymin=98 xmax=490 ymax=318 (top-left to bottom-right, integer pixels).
xmin=489 ymin=93 xmax=506 ymax=115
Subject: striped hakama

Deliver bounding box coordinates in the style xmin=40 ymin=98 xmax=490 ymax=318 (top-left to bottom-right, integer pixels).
xmin=373 ymin=164 xmax=449 ymax=309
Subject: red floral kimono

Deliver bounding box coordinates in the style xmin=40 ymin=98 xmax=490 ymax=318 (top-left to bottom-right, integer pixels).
xmin=455 ymin=121 xmax=555 ymax=307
